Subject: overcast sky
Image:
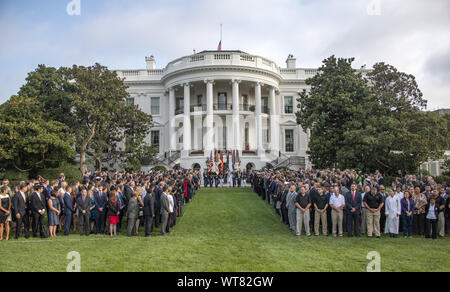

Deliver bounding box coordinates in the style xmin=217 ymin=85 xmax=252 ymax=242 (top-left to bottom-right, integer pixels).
xmin=0 ymin=0 xmax=448 ymax=109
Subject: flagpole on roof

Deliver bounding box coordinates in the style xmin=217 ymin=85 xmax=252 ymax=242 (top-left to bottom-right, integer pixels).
xmin=217 ymin=23 xmax=223 ymax=51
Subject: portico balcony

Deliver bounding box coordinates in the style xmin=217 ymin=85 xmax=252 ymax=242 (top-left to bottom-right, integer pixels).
xmin=175 ymin=103 xmax=269 ymax=115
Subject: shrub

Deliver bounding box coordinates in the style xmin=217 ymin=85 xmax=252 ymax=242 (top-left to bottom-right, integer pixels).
xmin=38 ymin=162 xmax=81 ymax=184
xmin=1 ymin=169 xmax=29 ymax=186
xmin=152 ymin=165 xmax=167 ymax=172
xmin=435 ymin=175 xmax=450 ymax=186
xmin=418 ymin=169 xmax=432 ymax=178
xmin=382 ymin=176 xmax=398 ymax=187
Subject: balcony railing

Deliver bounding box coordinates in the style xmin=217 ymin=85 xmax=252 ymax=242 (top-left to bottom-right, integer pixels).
xmin=240 ymin=104 xmax=254 ymax=111
xmin=176 ymin=104 xmax=269 ymax=114
xmin=175 ymin=108 xmax=184 ymax=115
xmin=214 ymin=103 xmax=232 ymax=110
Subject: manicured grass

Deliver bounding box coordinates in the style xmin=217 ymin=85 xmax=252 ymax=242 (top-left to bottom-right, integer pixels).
xmin=0 ymin=187 xmax=449 ymax=271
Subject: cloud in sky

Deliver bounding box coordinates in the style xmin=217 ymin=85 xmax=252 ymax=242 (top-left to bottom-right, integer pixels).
xmin=0 ymin=0 xmax=449 ymax=109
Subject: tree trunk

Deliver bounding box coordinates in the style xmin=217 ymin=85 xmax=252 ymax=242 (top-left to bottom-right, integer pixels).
xmin=95 ymin=156 xmax=102 ymax=172
xmin=80 ymin=150 xmax=87 ymax=175
xmin=79 ymin=121 xmax=97 ymax=176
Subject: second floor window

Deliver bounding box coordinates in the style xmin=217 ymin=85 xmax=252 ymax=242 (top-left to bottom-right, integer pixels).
xmin=126 ymin=97 xmax=135 ymax=107
xmin=151 ymin=97 xmax=160 ymax=115
xmin=284 ymin=96 xmax=293 ymax=114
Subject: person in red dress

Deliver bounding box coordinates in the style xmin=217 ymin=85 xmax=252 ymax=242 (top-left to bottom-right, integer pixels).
xmin=107 ymin=186 xmax=120 ymax=237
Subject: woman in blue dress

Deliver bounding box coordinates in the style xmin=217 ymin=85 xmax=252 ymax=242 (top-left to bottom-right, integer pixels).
xmin=48 ymin=190 xmax=61 ymax=238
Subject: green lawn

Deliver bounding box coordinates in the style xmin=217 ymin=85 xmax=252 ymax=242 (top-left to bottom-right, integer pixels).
xmin=1 ymin=187 xmax=449 ymax=272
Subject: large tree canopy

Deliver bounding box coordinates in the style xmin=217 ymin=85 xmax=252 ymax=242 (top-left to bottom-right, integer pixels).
xmin=297 ymin=56 xmax=448 ymax=174
xmin=15 ymin=63 xmax=154 ymax=174
xmin=0 ymin=95 xmax=74 ymax=172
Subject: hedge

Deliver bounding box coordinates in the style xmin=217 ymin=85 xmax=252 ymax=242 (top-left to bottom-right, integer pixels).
xmin=1 ymin=169 xmax=29 ymax=186
xmin=151 ymin=165 xmax=167 ymax=172
xmin=435 ymin=175 xmax=450 ymax=186
xmin=37 ymin=162 xmax=81 ymax=184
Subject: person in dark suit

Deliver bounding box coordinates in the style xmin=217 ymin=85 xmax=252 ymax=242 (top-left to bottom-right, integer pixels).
xmin=76 ymin=188 xmax=91 ymax=236
xmin=154 ymin=182 xmax=163 ymax=228
xmin=280 ymin=184 xmax=289 ymax=225
xmin=345 ymin=183 xmax=362 ymax=237
xmin=143 ymin=185 xmax=155 ymax=237
xmin=12 ymin=183 xmax=30 ymax=239
xmin=94 ymin=184 xmax=108 ymax=234
xmin=30 ymin=184 xmax=46 ymax=238
xmin=160 ymin=185 xmax=170 ymax=236
xmin=269 ymin=178 xmax=279 ymax=213
xmin=63 ymin=186 xmax=74 ymax=236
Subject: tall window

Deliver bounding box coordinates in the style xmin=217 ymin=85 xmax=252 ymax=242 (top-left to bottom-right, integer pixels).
xmin=218 ymin=92 xmax=227 ymax=110
xmin=151 ymin=131 xmax=160 ymax=152
xmin=284 ymin=96 xmax=293 ymax=114
xmin=265 ymin=129 xmax=270 ymax=143
xmin=285 ymin=129 xmax=294 ymax=152
xmin=126 ymin=97 xmax=135 ymax=107
xmin=262 ymin=96 xmax=268 ymax=114
xmin=244 ymin=123 xmax=249 ymax=149
xmin=176 ymin=97 xmax=184 ymax=114
xmin=151 ymin=97 xmax=160 ymax=115
xmin=242 ymin=95 xmax=248 ymax=105
xmin=242 ymin=95 xmax=249 ymax=111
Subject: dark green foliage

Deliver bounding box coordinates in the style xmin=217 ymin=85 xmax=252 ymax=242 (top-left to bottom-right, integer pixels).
xmin=0 ymin=96 xmax=75 ymax=173
xmin=37 ymin=162 xmax=81 ymax=184
xmin=297 ymin=56 xmax=448 ymax=174
xmin=151 ymin=165 xmax=167 ymax=171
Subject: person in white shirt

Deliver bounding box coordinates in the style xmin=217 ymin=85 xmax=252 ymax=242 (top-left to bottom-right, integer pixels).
xmin=329 ymin=187 xmax=345 ymax=237
xmin=227 ymin=170 xmax=233 ymax=188
xmin=385 ymin=190 xmax=401 ymax=238
xmin=394 ymin=185 xmax=404 ymax=200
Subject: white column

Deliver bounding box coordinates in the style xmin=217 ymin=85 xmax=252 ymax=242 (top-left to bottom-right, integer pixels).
xmin=232 ymin=79 xmax=240 ymax=151
xmin=269 ymin=86 xmax=279 ymax=156
xmin=168 ymin=87 xmax=176 ymax=151
xmin=183 ymin=83 xmax=191 ymax=156
xmin=255 ymin=82 xmax=263 ymax=155
xmin=205 ymin=80 xmax=214 ymax=153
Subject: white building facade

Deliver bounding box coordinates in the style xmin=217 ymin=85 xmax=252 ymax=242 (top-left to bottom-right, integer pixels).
xmin=116 ymin=50 xmax=316 ymax=171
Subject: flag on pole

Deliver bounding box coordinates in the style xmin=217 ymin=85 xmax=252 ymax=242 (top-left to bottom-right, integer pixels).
xmin=208 ymin=151 xmax=213 ymax=171
xmin=218 ymin=23 xmax=223 ymax=51
xmin=220 ymin=151 xmax=224 ymax=173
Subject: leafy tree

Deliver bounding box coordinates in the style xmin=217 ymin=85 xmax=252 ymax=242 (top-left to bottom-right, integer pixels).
xmin=18 ymin=63 xmax=155 ymax=174
xmin=119 ymin=105 xmax=155 ymax=172
xmin=18 ymin=65 xmax=73 ymax=126
xmin=0 ymin=96 xmax=74 ymax=172
xmin=296 ymin=55 xmax=370 ymax=169
xmin=61 ymin=63 xmax=149 ymax=174
xmin=297 ymin=56 xmax=448 ymax=174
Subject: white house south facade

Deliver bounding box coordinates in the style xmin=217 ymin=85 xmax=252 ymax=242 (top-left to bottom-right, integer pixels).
xmin=115 ymin=50 xmax=316 ymax=171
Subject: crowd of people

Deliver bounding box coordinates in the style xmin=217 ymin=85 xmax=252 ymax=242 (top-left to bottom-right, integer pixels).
xmin=1 ymin=167 xmax=449 ymax=241
xmin=0 ymin=169 xmax=201 ymax=240
xmin=202 ymin=169 xmax=248 ymax=188
xmin=250 ymin=169 xmax=449 ymax=239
